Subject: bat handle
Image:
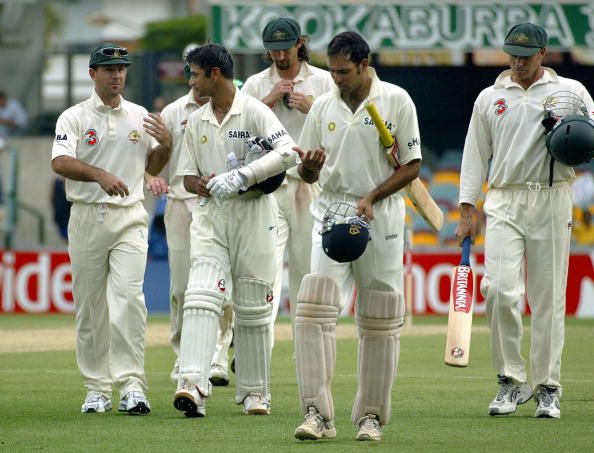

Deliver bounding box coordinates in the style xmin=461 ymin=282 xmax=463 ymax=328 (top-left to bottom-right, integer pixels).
xmin=460 ymin=236 xmax=471 ymax=266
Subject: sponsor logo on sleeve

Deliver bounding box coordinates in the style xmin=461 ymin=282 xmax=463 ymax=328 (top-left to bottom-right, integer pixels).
xmin=55 ymin=133 xmax=68 ymax=142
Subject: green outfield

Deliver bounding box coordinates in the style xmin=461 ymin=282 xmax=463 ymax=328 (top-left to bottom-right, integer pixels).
xmin=0 ymin=315 xmax=592 ymax=452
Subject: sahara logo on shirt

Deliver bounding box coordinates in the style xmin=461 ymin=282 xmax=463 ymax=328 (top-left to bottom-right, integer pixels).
xmin=84 ymin=129 xmax=98 ymax=146
xmin=363 ymin=116 xmax=394 ymax=131
xmin=494 ymin=98 xmax=508 ymax=116
xmin=128 ymin=130 xmax=141 ymax=143
xmin=228 ymin=130 xmax=251 ymax=139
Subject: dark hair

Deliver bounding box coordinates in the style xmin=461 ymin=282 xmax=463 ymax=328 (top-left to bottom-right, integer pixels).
xmin=263 ymin=36 xmax=310 ymax=65
xmin=186 ymin=43 xmax=234 ymax=79
xmin=327 ymin=31 xmax=370 ymax=65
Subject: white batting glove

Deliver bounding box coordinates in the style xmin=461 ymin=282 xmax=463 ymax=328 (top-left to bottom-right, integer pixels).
xmin=206 ymin=169 xmax=248 ymax=201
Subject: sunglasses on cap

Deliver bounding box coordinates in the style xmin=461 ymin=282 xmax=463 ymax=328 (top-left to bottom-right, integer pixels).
xmin=96 ymin=47 xmax=129 ymax=57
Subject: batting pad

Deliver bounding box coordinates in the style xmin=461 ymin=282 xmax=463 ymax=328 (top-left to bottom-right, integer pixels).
xmin=233 ymin=277 xmax=273 ymax=404
xmin=295 ymin=274 xmax=341 ymax=422
xmin=179 ymin=259 xmax=226 ymax=396
xmin=351 ymin=288 xmax=404 ymax=425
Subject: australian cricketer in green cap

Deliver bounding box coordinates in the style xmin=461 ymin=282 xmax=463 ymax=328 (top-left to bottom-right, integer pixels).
xmin=89 ymin=43 xmax=132 ymax=67
xmin=503 ymin=23 xmax=548 ymax=57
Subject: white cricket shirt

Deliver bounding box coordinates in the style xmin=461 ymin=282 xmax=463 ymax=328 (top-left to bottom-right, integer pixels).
xmin=52 ymin=90 xmax=158 ymax=206
xmin=160 ymin=90 xmax=200 ymax=200
xmin=298 ymin=67 xmax=422 ymax=197
xmin=460 ymin=67 xmax=594 ymax=206
xmin=177 ymin=88 xmax=297 ymax=187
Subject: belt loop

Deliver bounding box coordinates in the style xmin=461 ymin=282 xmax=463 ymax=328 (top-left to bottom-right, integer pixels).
xmin=97 ymin=203 xmax=108 ymax=223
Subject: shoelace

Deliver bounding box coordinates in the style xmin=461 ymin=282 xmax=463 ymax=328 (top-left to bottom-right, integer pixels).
xmin=304 ymin=409 xmax=325 ymax=430
xmin=495 ymin=383 xmax=513 ymax=401
xmin=359 ymin=416 xmax=381 ymax=431
xmin=538 ymin=389 xmax=555 ymax=406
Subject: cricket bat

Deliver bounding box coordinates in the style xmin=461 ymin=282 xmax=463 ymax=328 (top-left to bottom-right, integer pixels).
xmin=365 ymin=101 xmax=444 ymax=232
xmin=404 ymin=225 xmax=414 ymax=326
xmin=444 ymin=236 xmax=475 ymax=367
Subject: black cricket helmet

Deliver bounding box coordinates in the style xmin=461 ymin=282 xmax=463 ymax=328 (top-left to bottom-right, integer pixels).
xmin=239 ymin=136 xmax=286 ymax=195
xmin=542 ymin=91 xmax=594 ymax=167
xmin=546 ymin=114 xmax=594 ymax=167
xmin=320 ymin=202 xmax=371 ymax=263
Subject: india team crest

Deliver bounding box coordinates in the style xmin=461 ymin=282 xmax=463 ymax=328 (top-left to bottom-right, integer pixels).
xmin=128 ymin=130 xmax=141 ymax=143
xmin=200 ymin=135 xmax=208 ymax=144
xmin=84 ymin=129 xmax=98 ymax=146
xmin=328 ymin=122 xmax=336 ymax=131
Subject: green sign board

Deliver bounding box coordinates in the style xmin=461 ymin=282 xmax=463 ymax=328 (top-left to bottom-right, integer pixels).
xmin=211 ymin=2 xmax=594 ymax=52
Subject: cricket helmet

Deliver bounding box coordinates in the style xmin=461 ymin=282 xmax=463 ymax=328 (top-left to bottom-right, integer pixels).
xmin=320 ymin=202 xmax=371 ymax=262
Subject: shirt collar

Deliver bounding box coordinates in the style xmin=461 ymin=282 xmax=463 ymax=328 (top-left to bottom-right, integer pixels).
xmin=200 ymin=86 xmax=246 ymax=122
xmin=267 ymin=61 xmax=311 ymax=84
xmin=185 ymin=90 xmax=201 ymax=108
xmin=90 ymin=89 xmax=125 ymax=111
xmin=494 ymin=66 xmax=559 ymax=89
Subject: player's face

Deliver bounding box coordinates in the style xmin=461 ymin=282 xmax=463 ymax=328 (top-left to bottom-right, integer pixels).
xmin=269 ymin=42 xmax=300 ymax=71
xmin=508 ymin=49 xmax=545 ymax=84
xmin=188 ymin=64 xmax=214 ymax=99
xmin=90 ymin=64 xmax=127 ymax=99
xmin=327 ymin=55 xmax=367 ymax=96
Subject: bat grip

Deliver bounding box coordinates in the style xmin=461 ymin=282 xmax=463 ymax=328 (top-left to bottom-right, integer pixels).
xmin=460 ymin=236 xmax=471 ymax=266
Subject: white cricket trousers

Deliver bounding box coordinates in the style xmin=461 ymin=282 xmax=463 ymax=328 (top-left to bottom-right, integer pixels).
xmin=482 ymin=183 xmax=572 ymax=390
xmin=165 ymin=197 xmax=233 ymax=369
xmin=271 ymin=176 xmax=319 ymax=336
xmin=68 ymin=202 xmax=149 ymax=399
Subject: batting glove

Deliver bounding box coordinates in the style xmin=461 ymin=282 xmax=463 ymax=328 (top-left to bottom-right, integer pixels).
xmin=206 ymin=169 xmax=248 ymax=201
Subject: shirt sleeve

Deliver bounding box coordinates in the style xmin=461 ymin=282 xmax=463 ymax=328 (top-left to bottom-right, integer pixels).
xmin=459 ymin=100 xmax=492 ymax=206
xmin=394 ymin=96 xmax=422 ymax=165
xmin=51 ymin=110 xmax=79 ymax=161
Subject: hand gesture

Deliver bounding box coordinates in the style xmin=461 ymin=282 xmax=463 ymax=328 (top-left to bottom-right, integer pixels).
xmin=143 ymin=113 xmax=171 ymax=147
xmin=265 ymin=80 xmax=295 ymax=106
xmin=294 ymin=146 xmax=326 ymax=173
xmin=356 ymin=194 xmax=375 ymax=221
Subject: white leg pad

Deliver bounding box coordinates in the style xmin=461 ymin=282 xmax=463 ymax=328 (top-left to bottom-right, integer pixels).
xmin=351 ymin=288 xmax=404 ymax=425
xmin=295 ymin=274 xmax=341 ymax=421
xmin=179 ymin=259 xmax=226 ymax=396
xmin=233 ymin=277 xmax=273 ymax=403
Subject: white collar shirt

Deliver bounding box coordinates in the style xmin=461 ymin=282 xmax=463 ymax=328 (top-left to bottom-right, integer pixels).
xmin=298 ymin=67 xmax=422 ymax=197
xmin=460 ymin=67 xmax=594 ymax=206
xmin=51 ymin=90 xmax=158 ymax=205
xmin=160 ymin=90 xmax=200 ymax=199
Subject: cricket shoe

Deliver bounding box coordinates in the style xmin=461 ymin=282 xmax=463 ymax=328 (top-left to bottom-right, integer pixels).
xmin=242 ymin=393 xmax=270 ymax=415
xmin=294 ymin=407 xmax=336 ymax=441
xmin=174 ymin=383 xmax=206 ymax=417
xmin=534 ymin=386 xmax=561 ymax=419
xmin=355 ymin=414 xmax=382 ymax=441
xmin=81 ymin=392 xmax=112 ymax=413
xmin=209 ymin=365 xmax=229 ymax=387
xmin=170 ymin=358 xmax=179 ymax=384
xmin=488 ymin=376 xmax=532 ymax=416
xmin=118 ymin=390 xmax=151 ymax=415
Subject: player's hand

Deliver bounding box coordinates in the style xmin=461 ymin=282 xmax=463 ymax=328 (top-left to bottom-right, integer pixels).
xmin=455 ymin=212 xmax=476 ymax=245
xmin=264 ymin=80 xmax=295 ymax=106
xmin=145 ymin=175 xmax=169 ymax=196
xmin=287 ymin=92 xmax=313 ymax=114
xmin=356 ymin=194 xmax=375 ymax=221
xmin=97 ymin=172 xmax=129 ymax=197
xmin=294 ymin=147 xmax=325 ymax=173
xmin=206 ymin=169 xmax=248 ymax=201
xmin=143 ymin=113 xmax=171 ymax=147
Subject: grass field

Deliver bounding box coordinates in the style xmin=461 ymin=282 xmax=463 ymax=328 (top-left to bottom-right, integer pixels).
xmin=0 ymin=314 xmax=593 ymax=452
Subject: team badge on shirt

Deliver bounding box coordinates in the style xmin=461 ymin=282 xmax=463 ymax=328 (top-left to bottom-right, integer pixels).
xmin=266 ymin=290 xmax=274 ymax=302
xmin=217 ymin=279 xmax=226 ymax=292
xmin=84 ymin=129 xmax=98 ymax=146
xmin=128 ymin=130 xmax=141 ymax=143
xmin=328 ymin=122 xmax=336 ymax=131
xmin=200 ymin=135 xmax=208 ymax=144
xmin=494 ymin=98 xmax=508 ymax=116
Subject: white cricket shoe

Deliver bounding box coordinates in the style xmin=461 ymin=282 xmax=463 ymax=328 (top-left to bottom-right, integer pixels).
xmin=209 ymin=365 xmax=229 ymax=387
xmin=170 ymin=358 xmax=179 ymax=384
xmin=488 ymin=377 xmax=532 ymax=416
xmin=174 ymin=383 xmax=206 ymax=417
xmin=294 ymin=407 xmax=337 ymax=441
xmin=534 ymin=386 xmax=561 ymax=419
xmin=242 ymin=393 xmax=270 ymax=415
xmin=81 ymin=392 xmax=112 ymax=413
xmin=118 ymin=390 xmax=151 ymax=415
xmin=355 ymin=414 xmax=382 ymax=441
